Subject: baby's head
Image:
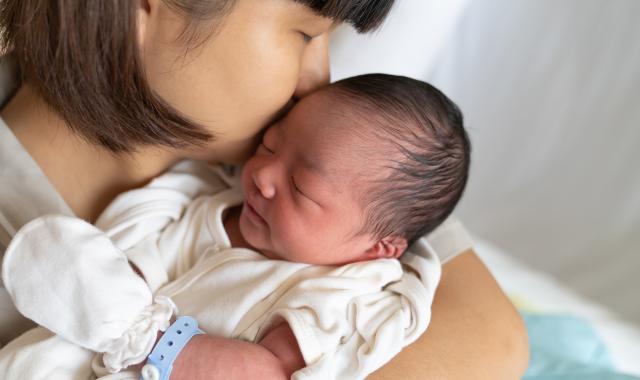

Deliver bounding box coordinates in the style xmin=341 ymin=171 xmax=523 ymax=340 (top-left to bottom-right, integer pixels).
xmin=239 ymin=74 xmax=470 ymax=265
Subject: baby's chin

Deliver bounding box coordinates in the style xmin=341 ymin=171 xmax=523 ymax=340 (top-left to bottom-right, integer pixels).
xmin=256 ymin=249 xmax=280 ymax=260
xmin=240 ymin=232 xmax=281 ymax=261
xmin=238 ymin=209 xmax=271 ymax=252
xmin=238 ymin=213 xmax=291 ymax=261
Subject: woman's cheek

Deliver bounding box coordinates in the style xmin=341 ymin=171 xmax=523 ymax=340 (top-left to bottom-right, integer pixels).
xmin=248 ymin=42 xmax=302 ymax=121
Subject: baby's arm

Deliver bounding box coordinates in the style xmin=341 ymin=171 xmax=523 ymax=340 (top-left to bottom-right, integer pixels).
xmin=165 ymin=323 xmax=305 ymax=380
xmin=258 ymin=322 xmax=306 ymax=375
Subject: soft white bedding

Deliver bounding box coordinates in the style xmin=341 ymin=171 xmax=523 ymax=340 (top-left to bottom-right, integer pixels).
xmin=475 ymin=239 xmax=640 ymax=376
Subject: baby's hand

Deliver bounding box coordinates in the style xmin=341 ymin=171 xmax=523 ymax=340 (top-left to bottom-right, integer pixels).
xmin=258 ymin=322 xmax=306 ymax=377
xmin=3 ymin=215 xmax=171 ymax=372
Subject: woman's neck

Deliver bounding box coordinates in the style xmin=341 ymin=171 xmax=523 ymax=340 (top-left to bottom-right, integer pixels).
xmin=2 ymin=84 xmax=183 ymax=222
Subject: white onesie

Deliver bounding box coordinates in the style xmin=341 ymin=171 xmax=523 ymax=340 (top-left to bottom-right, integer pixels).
xmin=2 ymin=161 xmax=441 ymax=380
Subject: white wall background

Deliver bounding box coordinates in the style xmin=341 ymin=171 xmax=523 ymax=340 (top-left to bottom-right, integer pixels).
xmin=330 ymin=0 xmax=640 ymax=325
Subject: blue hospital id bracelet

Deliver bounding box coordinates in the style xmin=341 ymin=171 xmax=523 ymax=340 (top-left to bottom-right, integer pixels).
xmin=140 ymin=316 xmax=204 ymax=380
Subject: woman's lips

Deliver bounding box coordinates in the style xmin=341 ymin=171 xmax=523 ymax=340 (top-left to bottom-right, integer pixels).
xmin=244 ymin=200 xmax=268 ymax=226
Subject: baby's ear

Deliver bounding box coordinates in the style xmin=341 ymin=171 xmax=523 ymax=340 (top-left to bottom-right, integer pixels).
xmin=365 ymin=235 xmax=408 ymax=260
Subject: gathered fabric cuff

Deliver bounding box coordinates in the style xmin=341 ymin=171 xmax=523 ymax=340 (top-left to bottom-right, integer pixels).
xmin=102 ymin=296 xmax=177 ymax=373
xmin=2 ymin=215 xmax=177 ymax=373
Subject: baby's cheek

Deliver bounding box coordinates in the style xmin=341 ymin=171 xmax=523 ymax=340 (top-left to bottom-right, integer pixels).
xmin=273 ymin=212 xmax=312 ymax=260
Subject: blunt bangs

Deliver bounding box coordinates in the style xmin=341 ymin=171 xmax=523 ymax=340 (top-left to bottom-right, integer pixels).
xmin=294 ymin=0 xmax=396 ymax=32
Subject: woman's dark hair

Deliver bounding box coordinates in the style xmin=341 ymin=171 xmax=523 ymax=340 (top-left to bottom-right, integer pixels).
xmin=330 ymin=74 xmax=471 ymax=246
xmin=0 ymin=0 xmax=395 ymax=153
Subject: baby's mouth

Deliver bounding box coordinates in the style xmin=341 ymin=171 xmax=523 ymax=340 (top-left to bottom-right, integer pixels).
xmin=244 ymin=200 xmax=268 ymax=226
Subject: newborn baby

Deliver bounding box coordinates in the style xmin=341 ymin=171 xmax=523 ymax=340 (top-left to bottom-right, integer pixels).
xmin=235 ymin=73 xmax=469 ymax=265
xmin=3 ymin=74 xmax=470 ymax=380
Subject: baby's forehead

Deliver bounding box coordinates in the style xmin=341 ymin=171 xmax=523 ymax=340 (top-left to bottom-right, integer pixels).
xmin=289 ymin=88 xmax=378 ymax=141
xmin=278 ymin=86 xmax=398 ymax=167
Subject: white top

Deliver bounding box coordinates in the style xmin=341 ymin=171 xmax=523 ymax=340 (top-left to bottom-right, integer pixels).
xmin=4 ymin=162 xmax=441 ymax=379
xmin=0 ymin=51 xmax=474 ymax=347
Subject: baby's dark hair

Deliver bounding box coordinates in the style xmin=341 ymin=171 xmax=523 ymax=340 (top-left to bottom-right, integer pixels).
xmin=330 ymin=74 xmax=471 ymax=247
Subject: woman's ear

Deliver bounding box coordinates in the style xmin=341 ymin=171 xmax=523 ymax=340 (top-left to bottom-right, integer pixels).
xmin=364 ymin=236 xmax=408 ymax=260
xmin=136 ymin=0 xmax=157 ymax=49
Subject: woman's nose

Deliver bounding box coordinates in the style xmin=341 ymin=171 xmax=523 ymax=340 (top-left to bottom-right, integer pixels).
xmin=252 ymin=167 xmax=276 ymax=199
xmin=292 ymin=32 xmax=331 ymax=100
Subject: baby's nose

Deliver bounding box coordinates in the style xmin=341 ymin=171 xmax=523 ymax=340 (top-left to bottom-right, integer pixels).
xmin=253 ymin=171 xmax=276 ymax=199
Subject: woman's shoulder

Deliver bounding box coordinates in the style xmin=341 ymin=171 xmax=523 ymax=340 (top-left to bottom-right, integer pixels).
xmin=0 ymin=54 xmax=75 ymax=248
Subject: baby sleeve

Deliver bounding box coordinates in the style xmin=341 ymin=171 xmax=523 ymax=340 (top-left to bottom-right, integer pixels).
xmin=95 ymin=160 xmax=234 ymax=290
xmin=2 ymin=215 xmax=175 ymax=373
xmin=262 ymin=251 xmax=441 ymax=380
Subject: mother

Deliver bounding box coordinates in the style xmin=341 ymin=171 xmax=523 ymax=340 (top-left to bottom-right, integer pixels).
xmin=0 ymin=0 xmax=528 ymax=378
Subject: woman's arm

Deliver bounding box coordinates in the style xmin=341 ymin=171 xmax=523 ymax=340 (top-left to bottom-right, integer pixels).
xmin=367 ymin=250 xmax=529 ymax=380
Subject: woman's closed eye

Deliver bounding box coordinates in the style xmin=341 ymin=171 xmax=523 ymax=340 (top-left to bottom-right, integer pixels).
xmin=258 ymin=142 xmax=275 ymax=154
xmin=300 ymin=32 xmax=313 ymax=43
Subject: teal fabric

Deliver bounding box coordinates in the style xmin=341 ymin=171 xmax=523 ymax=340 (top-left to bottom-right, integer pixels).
xmin=522 ymin=313 xmax=640 ymax=380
